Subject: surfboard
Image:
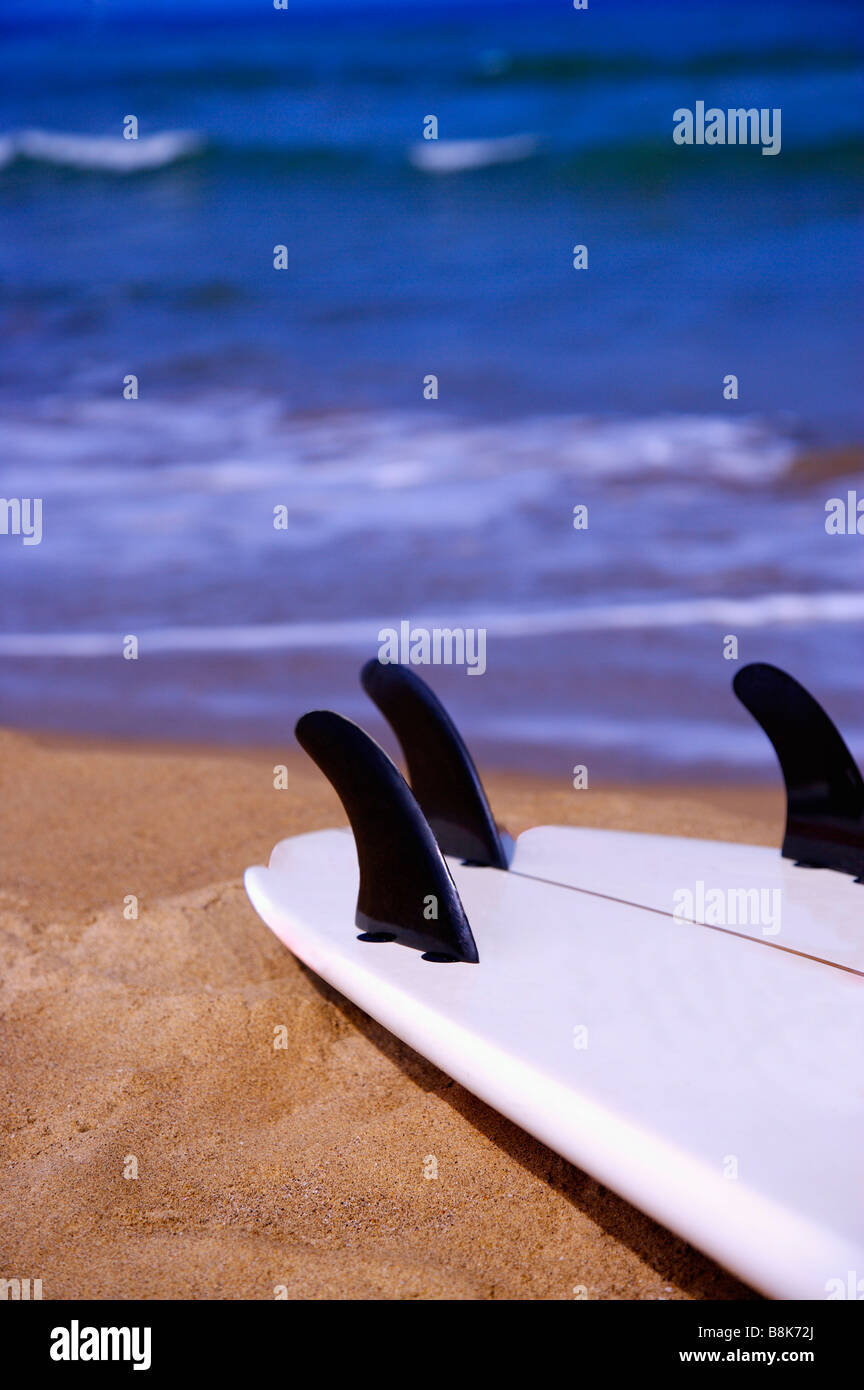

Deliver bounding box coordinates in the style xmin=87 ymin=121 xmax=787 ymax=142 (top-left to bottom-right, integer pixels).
xmin=244 ymin=661 xmax=864 ymax=1300
xmin=510 ymin=827 xmax=864 ymax=977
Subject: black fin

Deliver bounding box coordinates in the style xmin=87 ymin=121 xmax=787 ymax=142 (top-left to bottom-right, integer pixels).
xmin=295 ymin=710 xmax=479 ymax=962
xmin=733 ymin=663 xmax=864 ymax=878
xmin=360 ymin=659 xmax=509 ymax=869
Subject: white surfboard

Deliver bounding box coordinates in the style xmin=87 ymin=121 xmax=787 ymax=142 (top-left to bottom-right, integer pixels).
xmin=510 ymin=826 xmax=864 ymax=977
xmin=244 ymin=663 xmax=864 ymax=1299
xmin=245 ymin=825 xmax=864 ymax=1301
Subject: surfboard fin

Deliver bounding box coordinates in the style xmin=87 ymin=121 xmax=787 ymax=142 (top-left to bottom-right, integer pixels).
xmin=733 ymin=663 xmax=864 ymax=879
xmin=360 ymin=659 xmax=510 ymax=869
xmin=295 ymin=710 xmax=480 ymax=962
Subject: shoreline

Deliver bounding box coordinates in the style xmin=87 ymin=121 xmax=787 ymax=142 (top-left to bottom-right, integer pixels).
xmin=1 ymin=726 xmax=778 ymax=1299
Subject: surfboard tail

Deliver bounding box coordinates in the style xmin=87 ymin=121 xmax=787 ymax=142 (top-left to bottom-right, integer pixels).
xmin=360 ymin=658 xmax=510 ymax=868
xmin=733 ymin=662 xmax=864 ymax=879
xmin=295 ymin=710 xmax=480 ymax=962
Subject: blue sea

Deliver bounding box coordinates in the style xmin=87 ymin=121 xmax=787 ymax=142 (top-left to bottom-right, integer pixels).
xmin=1 ymin=0 xmax=862 ymax=778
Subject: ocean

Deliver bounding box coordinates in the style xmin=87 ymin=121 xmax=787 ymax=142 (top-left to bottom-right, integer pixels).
xmin=1 ymin=0 xmax=862 ymax=778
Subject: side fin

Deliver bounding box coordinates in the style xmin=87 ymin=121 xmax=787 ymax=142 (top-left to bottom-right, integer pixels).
xmin=295 ymin=710 xmax=479 ymax=962
xmin=733 ymin=662 xmax=864 ymax=878
xmin=360 ymin=659 xmax=509 ymax=868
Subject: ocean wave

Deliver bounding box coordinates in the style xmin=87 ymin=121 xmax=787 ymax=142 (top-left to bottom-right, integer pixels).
xmin=4 ymin=128 xmax=204 ymax=172
xmin=470 ymin=44 xmax=861 ymax=84
xmin=2 ymin=592 xmax=864 ymax=658
xmin=3 ymin=36 xmax=854 ymax=95
xmin=409 ymin=134 xmax=538 ymax=173
xmin=0 ymin=401 xmax=798 ymax=502
xmin=2 ymin=127 xmax=859 ymax=182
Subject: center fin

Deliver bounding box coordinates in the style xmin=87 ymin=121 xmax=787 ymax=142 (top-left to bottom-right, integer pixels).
xmin=733 ymin=662 xmax=864 ymax=879
xmin=295 ymin=710 xmax=479 ymax=962
xmin=360 ymin=658 xmax=509 ymax=868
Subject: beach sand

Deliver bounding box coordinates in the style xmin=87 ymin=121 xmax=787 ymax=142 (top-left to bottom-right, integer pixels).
xmin=0 ymin=727 xmax=782 ymax=1300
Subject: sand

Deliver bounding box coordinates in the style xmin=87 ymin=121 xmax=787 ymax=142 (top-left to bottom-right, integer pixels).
xmin=0 ymin=727 xmax=782 ymax=1300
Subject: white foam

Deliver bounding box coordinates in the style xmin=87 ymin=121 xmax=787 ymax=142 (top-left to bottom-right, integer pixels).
xmin=409 ymin=134 xmax=537 ymax=173
xmin=7 ymin=129 xmax=203 ymax=172
xmin=0 ymin=399 xmax=797 ymax=498
xmin=2 ymin=591 xmax=863 ymax=658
